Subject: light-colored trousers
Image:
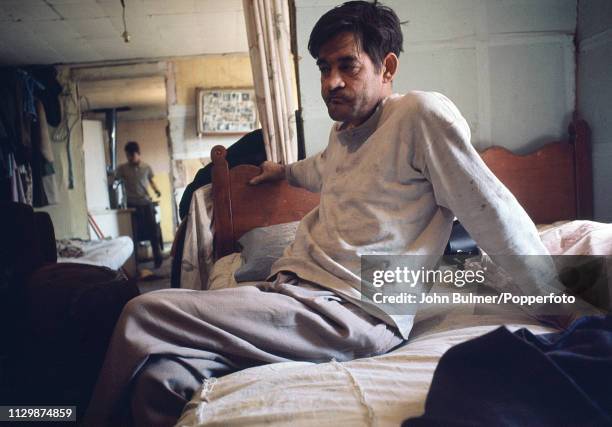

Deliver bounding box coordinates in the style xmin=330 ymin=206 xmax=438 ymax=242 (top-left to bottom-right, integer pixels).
xmin=83 ymin=273 xmax=403 ymax=427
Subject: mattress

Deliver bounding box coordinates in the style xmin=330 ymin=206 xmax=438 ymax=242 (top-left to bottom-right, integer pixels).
xmin=177 ymin=319 xmax=554 ymax=427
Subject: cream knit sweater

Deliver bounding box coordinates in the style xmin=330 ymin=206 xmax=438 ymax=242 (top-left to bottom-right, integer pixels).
xmin=270 ymin=91 xmax=552 ymax=338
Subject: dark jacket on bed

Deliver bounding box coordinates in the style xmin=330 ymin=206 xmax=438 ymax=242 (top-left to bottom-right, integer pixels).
xmin=403 ymin=315 xmax=612 ymax=427
xmin=178 ymin=129 xmax=266 ymax=220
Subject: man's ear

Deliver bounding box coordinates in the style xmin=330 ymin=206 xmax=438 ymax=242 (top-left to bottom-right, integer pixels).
xmin=381 ymin=53 xmax=399 ymax=83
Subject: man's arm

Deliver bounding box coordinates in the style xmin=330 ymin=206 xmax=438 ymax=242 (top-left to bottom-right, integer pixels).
xmin=412 ymin=93 xmax=558 ymax=293
xmin=112 ymin=165 xmax=122 ymax=180
xmin=248 ymin=161 xmax=286 ymax=185
xmin=147 ymin=166 xmax=161 ymax=197
xmin=108 ymin=165 xmax=122 ymax=186
xmin=249 ymin=149 xmax=328 ymax=193
xmin=417 ymin=94 xmax=603 ymax=326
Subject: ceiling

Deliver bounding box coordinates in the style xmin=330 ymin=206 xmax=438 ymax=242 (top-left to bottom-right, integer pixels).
xmin=0 ymin=0 xmax=248 ymax=66
xmin=79 ymin=76 xmax=166 ymax=108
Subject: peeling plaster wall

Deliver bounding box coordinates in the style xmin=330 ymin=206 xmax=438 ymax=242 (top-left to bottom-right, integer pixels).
xmin=35 ymin=67 xmax=89 ymax=239
xmin=64 ymin=56 xmax=254 ymax=231
xmin=166 ymin=54 xmax=253 ymax=207
xmin=168 ymin=54 xmax=254 ymax=161
xmin=577 ymin=0 xmax=612 ymax=222
xmin=295 ymin=0 xmax=577 ymax=156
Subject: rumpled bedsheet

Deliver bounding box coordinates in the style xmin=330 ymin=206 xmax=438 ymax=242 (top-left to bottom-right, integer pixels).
xmin=539 ymin=220 xmax=612 ymax=256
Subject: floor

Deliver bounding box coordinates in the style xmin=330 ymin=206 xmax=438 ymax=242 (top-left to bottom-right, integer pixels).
xmin=135 ymin=247 xmax=173 ymax=294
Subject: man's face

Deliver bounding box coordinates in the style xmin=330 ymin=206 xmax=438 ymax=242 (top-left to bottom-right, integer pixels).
xmin=127 ymin=151 xmax=141 ymax=165
xmin=317 ymin=32 xmax=385 ymax=128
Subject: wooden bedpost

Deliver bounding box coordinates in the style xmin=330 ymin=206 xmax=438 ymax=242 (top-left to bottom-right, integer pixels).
xmin=211 ymin=145 xmax=235 ymax=259
xmin=570 ymin=120 xmax=593 ymax=220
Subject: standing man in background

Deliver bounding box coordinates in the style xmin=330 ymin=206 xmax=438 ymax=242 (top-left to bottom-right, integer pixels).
xmin=115 ymin=141 xmax=163 ymax=268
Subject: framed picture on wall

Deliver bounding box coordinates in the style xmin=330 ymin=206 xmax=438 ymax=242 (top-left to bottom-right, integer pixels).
xmin=196 ymin=88 xmax=258 ymax=136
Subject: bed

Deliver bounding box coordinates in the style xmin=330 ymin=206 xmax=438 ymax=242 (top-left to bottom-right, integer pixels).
xmin=175 ymin=119 xmax=610 ymax=426
xmin=56 ymin=236 xmax=134 ymax=271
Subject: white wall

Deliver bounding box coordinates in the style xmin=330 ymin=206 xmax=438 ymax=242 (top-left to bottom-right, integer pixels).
xmin=577 ymin=0 xmax=612 ymax=222
xmin=295 ymin=0 xmax=576 ymax=155
xmin=82 ymin=120 xmax=110 ymax=211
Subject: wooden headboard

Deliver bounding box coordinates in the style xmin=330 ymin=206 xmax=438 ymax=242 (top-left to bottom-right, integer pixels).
xmin=211 ymin=146 xmax=319 ymax=260
xmin=480 ymin=120 xmax=592 ymax=224
xmin=211 ymin=120 xmax=592 ymax=260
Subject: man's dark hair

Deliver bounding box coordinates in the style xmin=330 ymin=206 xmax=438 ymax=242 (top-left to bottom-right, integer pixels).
xmin=124 ymin=141 xmax=140 ymax=154
xmin=308 ymin=1 xmax=403 ymax=68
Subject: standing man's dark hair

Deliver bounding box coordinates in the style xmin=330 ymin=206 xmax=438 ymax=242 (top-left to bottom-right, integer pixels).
xmin=125 ymin=141 xmax=140 ymax=155
xmin=308 ymin=1 xmax=403 ymax=69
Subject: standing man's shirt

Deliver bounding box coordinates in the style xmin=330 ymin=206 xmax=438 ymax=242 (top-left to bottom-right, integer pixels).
xmin=116 ymin=162 xmax=154 ymax=206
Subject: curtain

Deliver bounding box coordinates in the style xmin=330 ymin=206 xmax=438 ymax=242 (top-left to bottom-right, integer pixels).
xmin=243 ymin=0 xmax=298 ymax=164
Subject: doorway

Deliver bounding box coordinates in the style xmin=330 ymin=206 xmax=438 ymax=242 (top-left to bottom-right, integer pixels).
xmin=78 ymin=69 xmax=175 ymax=281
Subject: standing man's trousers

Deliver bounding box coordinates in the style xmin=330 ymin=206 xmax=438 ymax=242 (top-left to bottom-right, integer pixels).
xmin=130 ymin=202 xmax=163 ymax=267
xmin=83 ymin=273 xmax=404 ymax=427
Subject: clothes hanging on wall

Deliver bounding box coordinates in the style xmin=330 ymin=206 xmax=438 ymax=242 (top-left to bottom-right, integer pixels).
xmin=16 ymin=69 xmax=45 ymax=121
xmin=5 ymin=152 xmax=32 ymax=205
xmin=28 ymin=66 xmax=63 ymax=127
xmin=33 ymin=100 xmax=58 ymax=206
xmin=0 ymin=67 xmax=62 ymax=206
xmin=0 ymin=69 xmax=28 ymax=202
xmin=8 ymin=154 xmax=24 ymax=203
xmin=0 ymin=70 xmax=23 ymax=176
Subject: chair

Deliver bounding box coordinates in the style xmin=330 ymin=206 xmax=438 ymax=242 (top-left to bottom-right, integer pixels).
xmin=0 ymin=201 xmax=139 ymax=417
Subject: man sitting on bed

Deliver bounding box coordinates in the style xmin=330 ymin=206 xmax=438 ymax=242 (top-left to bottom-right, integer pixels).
xmin=84 ymin=2 xmax=574 ymax=426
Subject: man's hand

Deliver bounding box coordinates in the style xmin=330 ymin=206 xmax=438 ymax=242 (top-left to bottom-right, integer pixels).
xmin=249 ymin=161 xmax=286 ymax=185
